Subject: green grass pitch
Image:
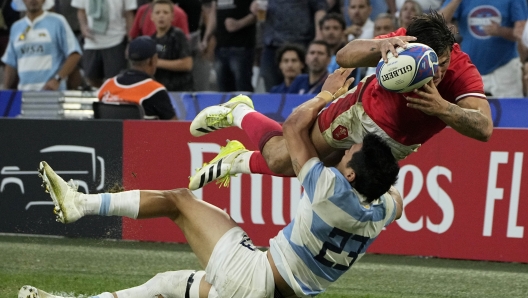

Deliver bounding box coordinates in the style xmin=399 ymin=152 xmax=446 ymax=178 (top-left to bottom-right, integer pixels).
xmin=1 ymin=235 xmax=527 ymax=298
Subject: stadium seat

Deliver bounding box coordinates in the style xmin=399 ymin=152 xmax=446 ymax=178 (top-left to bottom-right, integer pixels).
xmin=92 ymin=101 xmax=145 ymax=120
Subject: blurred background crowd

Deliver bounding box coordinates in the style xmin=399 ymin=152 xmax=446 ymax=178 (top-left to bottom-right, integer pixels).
xmin=1 ymin=0 xmax=528 ymax=98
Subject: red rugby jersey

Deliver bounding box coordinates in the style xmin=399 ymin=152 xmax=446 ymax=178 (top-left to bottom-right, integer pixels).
xmin=360 ymin=28 xmax=486 ymax=145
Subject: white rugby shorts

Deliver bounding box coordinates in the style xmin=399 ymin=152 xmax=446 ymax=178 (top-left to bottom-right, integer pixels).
xmin=320 ymin=102 xmax=420 ymax=161
xmin=205 ymin=227 xmax=275 ymax=298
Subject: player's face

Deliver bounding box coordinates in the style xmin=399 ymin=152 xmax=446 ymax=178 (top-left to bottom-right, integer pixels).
xmin=279 ymin=50 xmax=304 ymax=80
xmin=433 ymin=51 xmax=451 ymax=86
xmin=348 ymin=0 xmax=372 ymax=26
xmin=373 ymin=18 xmax=395 ymax=37
xmin=306 ymin=44 xmax=331 ymax=74
xmin=321 ymin=20 xmax=344 ymax=48
xmin=151 ymin=3 xmax=174 ymax=30
xmin=337 ymin=143 xmax=363 ymax=177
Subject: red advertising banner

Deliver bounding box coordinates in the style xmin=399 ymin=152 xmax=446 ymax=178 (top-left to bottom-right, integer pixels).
xmin=122 ymin=121 xmax=300 ymax=246
xmin=369 ymin=128 xmax=528 ymax=263
xmin=122 ymin=122 xmax=528 ymax=263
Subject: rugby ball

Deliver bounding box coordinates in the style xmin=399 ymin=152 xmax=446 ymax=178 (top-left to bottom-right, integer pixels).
xmin=375 ymin=43 xmax=438 ymax=93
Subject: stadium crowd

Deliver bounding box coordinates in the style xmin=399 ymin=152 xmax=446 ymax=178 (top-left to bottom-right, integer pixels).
xmin=0 ymin=0 xmax=527 ymax=103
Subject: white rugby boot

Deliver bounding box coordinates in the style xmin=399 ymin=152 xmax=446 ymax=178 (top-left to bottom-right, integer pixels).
xmin=38 ymin=161 xmax=84 ymax=224
xmin=18 ymin=285 xmax=70 ymax=298
xmin=189 ymin=94 xmax=254 ymax=137
xmin=189 ymin=140 xmax=249 ymax=190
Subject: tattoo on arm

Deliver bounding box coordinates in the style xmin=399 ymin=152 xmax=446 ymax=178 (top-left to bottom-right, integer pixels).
xmin=447 ymin=104 xmax=489 ymax=139
xmin=370 ymin=47 xmax=377 ymax=52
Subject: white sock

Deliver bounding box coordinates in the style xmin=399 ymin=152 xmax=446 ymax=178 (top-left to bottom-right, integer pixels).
xmin=31 ymin=288 xmax=59 ymax=298
xmin=114 ymin=270 xmax=206 ymax=298
xmin=90 ymin=293 xmax=113 ymax=298
xmin=79 ymin=190 xmax=140 ymax=219
xmin=78 ymin=194 xmax=102 ymax=215
xmin=232 ymin=104 xmax=256 ymax=128
xmin=190 ymin=271 xmax=206 ymax=298
xmin=231 ymin=151 xmax=253 ymax=174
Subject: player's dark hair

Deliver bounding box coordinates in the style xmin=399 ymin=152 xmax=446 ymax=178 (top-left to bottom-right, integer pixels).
xmin=308 ymin=40 xmax=332 ymax=57
xmin=406 ymin=10 xmax=456 ymax=56
xmin=347 ymin=133 xmax=399 ymax=202
xmin=275 ymin=43 xmax=306 ymax=66
xmin=319 ymin=12 xmax=346 ymax=30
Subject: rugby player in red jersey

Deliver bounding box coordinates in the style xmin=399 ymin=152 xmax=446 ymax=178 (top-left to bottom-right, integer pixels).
xmin=187 ymin=11 xmax=493 ymax=189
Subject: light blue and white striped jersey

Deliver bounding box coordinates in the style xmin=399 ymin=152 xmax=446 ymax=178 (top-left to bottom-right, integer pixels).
xmin=1 ymin=12 xmax=81 ymax=90
xmin=270 ymin=157 xmax=397 ymax=297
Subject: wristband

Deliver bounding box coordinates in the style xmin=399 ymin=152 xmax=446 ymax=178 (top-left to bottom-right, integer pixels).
xmin=54 ymin=74 xmax=62 ymax=82
xmin=317 ymin=90 xmax=334 ymax=103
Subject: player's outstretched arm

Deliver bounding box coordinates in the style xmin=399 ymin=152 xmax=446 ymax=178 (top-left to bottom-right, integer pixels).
xmin=445 ymin=96 xmax=493 ymax=141
xmin=406 ymin=80 xmax=493 ymax=142
xmin=336 ymin=36 xmax=417 ymax=68
xmin=283 ymin=69 xmax=354 ymax=175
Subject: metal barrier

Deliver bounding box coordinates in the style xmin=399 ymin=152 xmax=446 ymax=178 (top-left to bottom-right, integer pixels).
xmin=19 ymin=90 xmax=98 ymax=119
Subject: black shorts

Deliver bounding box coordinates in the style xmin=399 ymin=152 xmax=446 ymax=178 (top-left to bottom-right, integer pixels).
xmin=82 ymin=38 xmax=128 ymax=81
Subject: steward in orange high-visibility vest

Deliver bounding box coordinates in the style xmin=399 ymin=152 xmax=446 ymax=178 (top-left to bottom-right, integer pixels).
xmin=97 ymin=36 xmax=177 ymax=120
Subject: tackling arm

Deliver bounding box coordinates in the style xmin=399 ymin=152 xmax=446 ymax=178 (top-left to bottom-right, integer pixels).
xmin=282 ymin=97 xmax=324 ymax=175
xmin=283 ymin=69 xmax=354 ymax=175
xmin=388 ymin=186 xmax=403 ymax=220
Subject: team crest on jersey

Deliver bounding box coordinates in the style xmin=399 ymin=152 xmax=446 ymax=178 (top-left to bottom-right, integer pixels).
xmin=332 ymin=125 xmax=349 ymax=140
xmin=468 ymin=5 xmax=501 ymax=39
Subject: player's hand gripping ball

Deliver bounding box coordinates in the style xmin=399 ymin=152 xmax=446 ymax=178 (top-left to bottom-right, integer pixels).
xmin=376 ymin=43 xmax=438 ymax=93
